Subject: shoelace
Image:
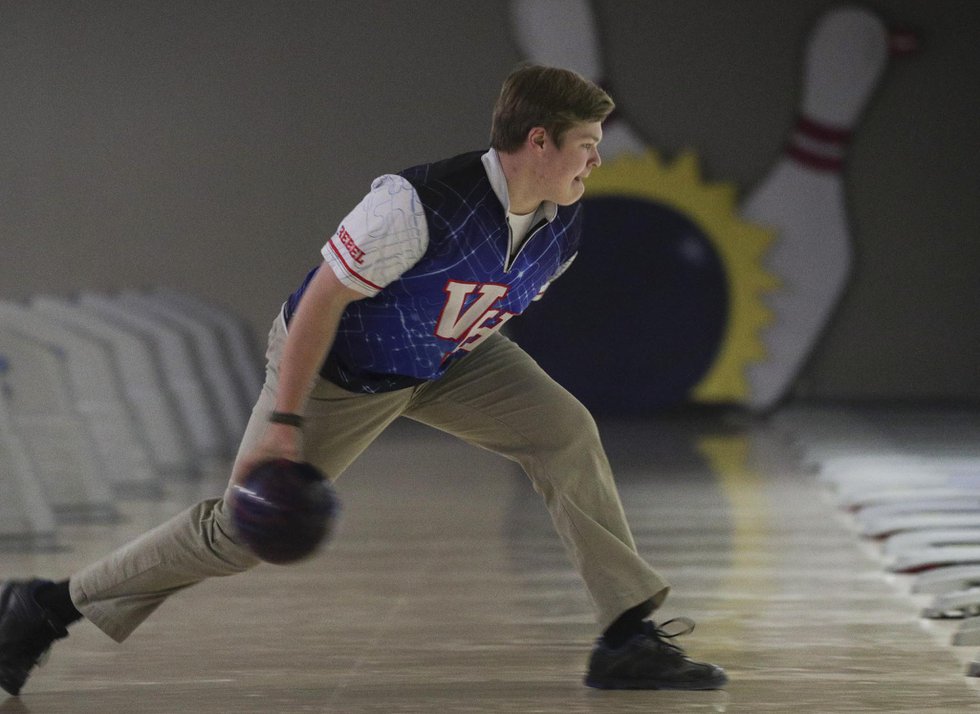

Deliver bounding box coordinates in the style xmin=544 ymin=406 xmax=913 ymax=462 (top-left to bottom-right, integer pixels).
xmin=641 ymin=617 xmax=696 ymax=656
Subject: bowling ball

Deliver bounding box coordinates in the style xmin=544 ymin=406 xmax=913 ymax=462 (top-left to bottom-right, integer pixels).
xmin=230 ymin=459 xmax=339 ymax=564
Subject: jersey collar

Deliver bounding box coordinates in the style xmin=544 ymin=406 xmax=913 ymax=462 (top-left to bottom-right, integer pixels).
xmin=481 ymin=148 xmax=559 ymax=225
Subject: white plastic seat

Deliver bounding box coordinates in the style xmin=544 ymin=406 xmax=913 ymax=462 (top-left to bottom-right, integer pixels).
xmin=150 ymin=287 xmax=263 ymax=412
xmin=912 ymin=565 xmax=980 ymax=595
xmin=856 ymin=498 xmax=980 ymax=526
xmin=0 ymin=332 xmax=116 ymax=521
xmin=825 ymin=465 xmax=980 ymax=497
xmin=78 ymin=292 xmax=228 ymax=462
xmin=884 ymin=528 xmax=980 ymax=558
xmin=31 ymin=295 xmax=195 ymax=476
xmin=887 ymin=545 xmax=980 ymax=574
xmin=860 ymin=511 xmax=980 ymax=538
xmin=921 ymin=587 xmax=980 ymax=619
xmin=0 ymin=301 xmax=157 ymax=493
xmin=116 ymin=290 xmax=248 ymax=453
xmin=842 ymin=487 xmax=980 ymax=512
xmin=0 ymin=394 xmax=57 ymax=545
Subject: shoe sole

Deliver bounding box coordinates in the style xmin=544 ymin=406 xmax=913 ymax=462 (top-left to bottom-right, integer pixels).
xmin=585 ymin=671 xmax=729 ymax=690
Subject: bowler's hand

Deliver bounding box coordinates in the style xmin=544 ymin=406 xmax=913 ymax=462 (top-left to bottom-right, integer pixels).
xmin=230 ymin=422 xmax=304 ymax=488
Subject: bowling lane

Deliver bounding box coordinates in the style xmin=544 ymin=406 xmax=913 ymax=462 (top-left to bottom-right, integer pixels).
xmin=3 ymin=408 xmax=980 ymax=712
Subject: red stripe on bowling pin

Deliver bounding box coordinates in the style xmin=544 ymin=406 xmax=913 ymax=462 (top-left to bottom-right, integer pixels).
xmin=784 ymin=115 xmax=853 ymax=173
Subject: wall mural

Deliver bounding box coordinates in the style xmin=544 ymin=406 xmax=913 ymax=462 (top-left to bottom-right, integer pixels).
xmin=507 ymin=0 xmax=915 ymax=414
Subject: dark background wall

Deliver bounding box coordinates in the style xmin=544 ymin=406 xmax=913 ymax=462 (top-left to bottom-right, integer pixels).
xmin=2 ymin=0 xmax=978 ymax=403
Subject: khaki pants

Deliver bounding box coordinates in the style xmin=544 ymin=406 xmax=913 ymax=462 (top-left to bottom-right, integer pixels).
xmin=71 ymin=315 xmax=669 ymax=642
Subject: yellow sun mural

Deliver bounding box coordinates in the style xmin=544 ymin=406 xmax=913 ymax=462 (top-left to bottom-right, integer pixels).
xmin=584 ymin=150 xmax=779 ymax=403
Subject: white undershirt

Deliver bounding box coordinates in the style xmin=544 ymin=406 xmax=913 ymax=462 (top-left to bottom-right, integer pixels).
xmin=507 ymin=210 xmax=537 ymax=258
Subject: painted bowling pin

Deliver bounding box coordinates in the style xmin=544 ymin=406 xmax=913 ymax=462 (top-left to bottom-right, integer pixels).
xmin=509 ymin=0 xmax=647 ymax=158
xmin=742 ymin=6 xmax=892 ymax=411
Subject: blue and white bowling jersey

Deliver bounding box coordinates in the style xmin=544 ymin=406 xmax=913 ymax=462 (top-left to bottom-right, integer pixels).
xmin=286 ymin=149 xmax=582 ymax=393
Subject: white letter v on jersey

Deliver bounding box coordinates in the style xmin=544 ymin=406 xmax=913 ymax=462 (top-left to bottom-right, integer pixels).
xmin=435 ymin=281 xmax=509 ymax=340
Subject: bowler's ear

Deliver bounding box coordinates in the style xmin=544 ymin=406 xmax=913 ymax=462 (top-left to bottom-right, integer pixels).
xmin=527 ymin=126 xmax=548 ymax=151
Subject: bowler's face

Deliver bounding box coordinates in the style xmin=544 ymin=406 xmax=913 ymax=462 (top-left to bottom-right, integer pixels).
xmin=537 ymin=122 xmax=603 ymax=206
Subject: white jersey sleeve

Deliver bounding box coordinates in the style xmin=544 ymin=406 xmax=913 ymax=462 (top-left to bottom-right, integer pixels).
xmin=322 ymin=174 xmax=429 ymax=296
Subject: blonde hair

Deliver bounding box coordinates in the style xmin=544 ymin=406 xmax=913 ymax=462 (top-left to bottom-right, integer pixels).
xmin=490 ymin=64 xmax=614 ymax=152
